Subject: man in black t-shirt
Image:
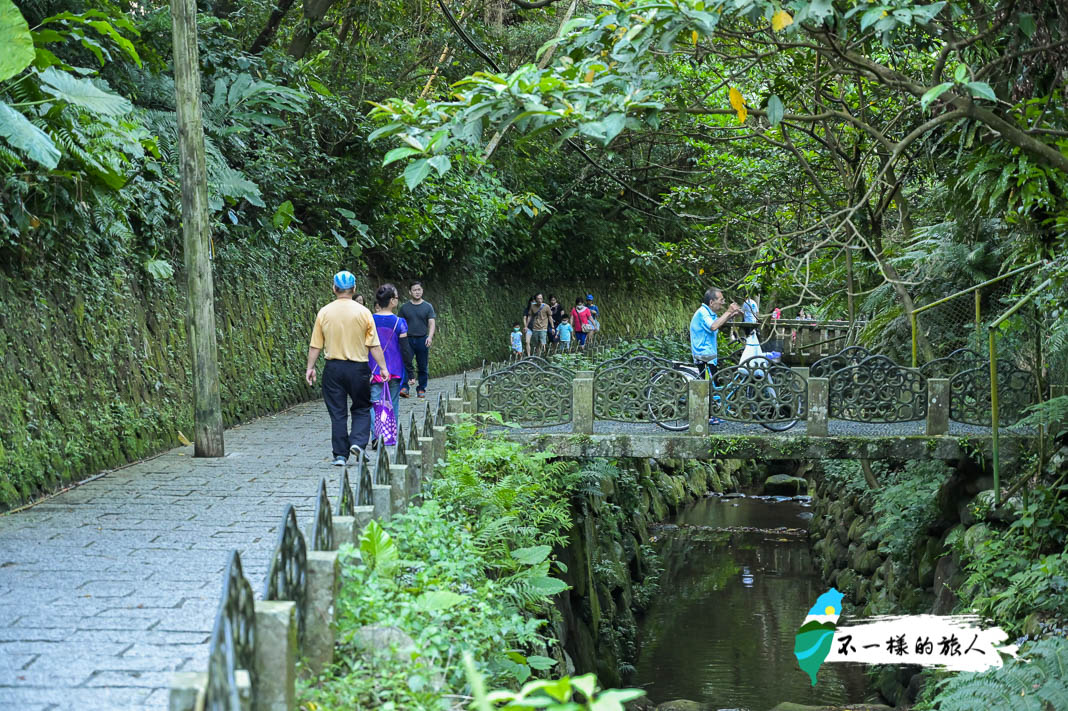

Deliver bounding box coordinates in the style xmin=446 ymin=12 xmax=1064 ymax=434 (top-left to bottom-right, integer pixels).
xmin=398 ymin=281 xmax=436 ymax=398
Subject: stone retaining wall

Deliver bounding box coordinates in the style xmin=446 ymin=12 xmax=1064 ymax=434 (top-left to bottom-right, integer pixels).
xmin=807 ymin=457 xmax=1011 ymax=705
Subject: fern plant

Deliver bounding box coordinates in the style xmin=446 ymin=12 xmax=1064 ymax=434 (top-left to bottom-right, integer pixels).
xmin=923 ymin=637 xmax=1068 ymax=711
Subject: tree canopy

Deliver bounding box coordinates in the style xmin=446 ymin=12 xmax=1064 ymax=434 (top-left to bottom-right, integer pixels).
xmin=1 ymin=0 xmax=1066 ymax=366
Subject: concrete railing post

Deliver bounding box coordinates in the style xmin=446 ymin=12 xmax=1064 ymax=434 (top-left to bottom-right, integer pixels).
xmin=465 ymin=378 xmax=480 ymax=413
xmin=304 ymin=552 xmax=339 ymax=676
xmin=807 ymin=377 xmax=829 ymax=437
xmin=419 ymin=435 xmax=434 ymax=483
xmin=795 ymin=366 xmax=809 ymax=382
xmin=927 ymin=377 xmax=950 ymax=436
xmin=446 ymin=396 xmax=464 ymax=425
xmin=235 ymin=671 xmax=252 ymax=711
xmin=253 ymin=600 xmax=296 ymax=711
xmin=352 ymin=505 xmax=373 ymax=539
xmin=431 ymin=426 xmax=446 ymax=475
xmin=372 ymin=484 xmax=392 ymax=520
xmin=332 ymin=516 xmax=354 ymax=548
xmin=573 ymin=377 xmax=594 ymax=435
xmin=168 ymin=672 xmax=206 ymax=711
xmin=688 ymin=378 xmax=709 ymax=436
xmin=404 ymin=451 xmax=422 ymax=503
xmin=390 ymin=463 xmax=408 ymax=513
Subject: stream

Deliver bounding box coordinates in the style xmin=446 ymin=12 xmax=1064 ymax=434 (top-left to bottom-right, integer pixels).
xmin=631 ymin=495 xmax=875 ymax=710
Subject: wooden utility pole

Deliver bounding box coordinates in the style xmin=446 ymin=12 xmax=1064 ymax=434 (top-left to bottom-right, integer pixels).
xmin=171 ymin=0 xmax=224 ymax=456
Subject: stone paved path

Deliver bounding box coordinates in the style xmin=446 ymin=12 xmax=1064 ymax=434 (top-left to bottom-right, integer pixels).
xmin=0 ymin=371 xmax=469 ymax=711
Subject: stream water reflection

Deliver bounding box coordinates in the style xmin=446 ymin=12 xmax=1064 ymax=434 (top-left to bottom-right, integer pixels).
xmin=631 ymin=496 xmax=873 ymax=710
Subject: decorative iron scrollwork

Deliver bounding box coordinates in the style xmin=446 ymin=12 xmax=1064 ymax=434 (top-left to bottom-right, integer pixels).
xmin=312 ymin=478 xmax=334 ymax=552
xmin=950 ymin=362 xmax=1036 ymax=426
xmin=374 ymin=440 xmax=391 ymax=485
xmin=593 ymin=347 xmax=666 ymax=375
xmin=408 ymin=412 xmax=420 ymax=450
xmin=356 ymin=452 xmax=373 ymax=506
xmin=594 ymin=354 xmax=687 ymax=423
xmin=337 ymin=466 xmax=355 ymax=517
xmin=423 ymin=403 xmax=433 ymax=438
xmin=395 ymin=421 xmax=408 ymax=466
xmin=919 ymin=348 xmax=983 ymax=380
xmin=264 ymin=505 xmax=307 ymax=645
xmin=828 ymin=355 xmax=927 ymax=422
xmin=206 ymin=608 xmax=241 ymax=711
xmin=477 ymin=358 xmax=573 ymax=426
xmin=810 ymin=346 xmax=873 ymax=379
xmin=206 ymin=550 xmax=256 ymax=711
xmin=711 ymin=357 xmax=807 ymax=424
xmin=435 ymin=393 xmax=446 ymax=426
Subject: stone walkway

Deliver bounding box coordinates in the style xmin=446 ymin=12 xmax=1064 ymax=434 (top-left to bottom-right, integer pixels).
xmin=0 ymin=371 xmax=469 ymax=711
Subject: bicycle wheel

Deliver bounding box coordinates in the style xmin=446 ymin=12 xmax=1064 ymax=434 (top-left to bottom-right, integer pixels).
xmin=646 ymin=368 xmax=690 ymax=431
xmin=758 ymin=383 xmax=802 ymax=431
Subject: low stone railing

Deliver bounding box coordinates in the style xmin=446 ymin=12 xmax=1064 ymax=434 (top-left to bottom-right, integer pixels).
xmin=168 ymin=383 xmax=473 ymax=711
xmin=472 ymin=348 xmax=999 ymax=435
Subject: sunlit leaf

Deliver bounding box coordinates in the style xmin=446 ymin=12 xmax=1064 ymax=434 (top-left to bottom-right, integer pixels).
xmin=771 ymin=10 xmax=793 ymax=32
xmin=728 ymin=86 xmax=745 ymax=111
xmin=0 ymin=0 xmax=34 ymax=82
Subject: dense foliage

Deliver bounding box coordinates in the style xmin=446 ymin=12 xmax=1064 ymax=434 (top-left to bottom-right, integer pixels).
xmin=300 ymin=422 xmax=648 ymax=709
xmin=3 ymin=0 xmax=1067 ymax=372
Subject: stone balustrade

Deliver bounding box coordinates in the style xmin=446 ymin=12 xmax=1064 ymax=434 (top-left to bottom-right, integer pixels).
xmin=167 ymin=388 xmax=460 ymax=711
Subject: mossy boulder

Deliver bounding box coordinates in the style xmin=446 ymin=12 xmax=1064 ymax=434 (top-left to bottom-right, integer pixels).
xmin=764 ymin=474 xmax=807 ymax=495
xmin=655 ymin=701 xmax=713 ymax=711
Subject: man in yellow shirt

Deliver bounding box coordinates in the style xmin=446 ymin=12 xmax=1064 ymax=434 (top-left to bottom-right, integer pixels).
xmin=305 ymin=271 xmax=390 ymax=465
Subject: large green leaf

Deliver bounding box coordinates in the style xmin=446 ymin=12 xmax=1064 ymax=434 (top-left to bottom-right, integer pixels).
xmin=38 ymin=66 xmax=132 ymax=115
xmin=511 ymin=545 xmax=551 ymax=565
xmin=414 ymin=590 xmax=465 ymax=612
xmin=0 ymin=100 xmax=60 ymax=169
xmin=527 ymin=575 xmax=569 ymax=595
xmin=0 ymin=0 xmax=33 ymax=82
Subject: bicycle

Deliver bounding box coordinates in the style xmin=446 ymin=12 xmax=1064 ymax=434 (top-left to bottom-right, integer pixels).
xmin=646 ymin=357 xmax=803 ymax=432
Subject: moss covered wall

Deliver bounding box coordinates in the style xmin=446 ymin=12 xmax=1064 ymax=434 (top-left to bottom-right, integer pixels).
xmin=0 ymin=242 xmax=336 ymax=506
xmin=0 ymin=257 xmax=699 ymax=508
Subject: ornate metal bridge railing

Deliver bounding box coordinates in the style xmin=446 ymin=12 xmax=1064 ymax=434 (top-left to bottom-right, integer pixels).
xmin=593 ymin=349 xmax=689 ymax=427
xmin=827 ymin=354 xmax=928 ymax=422
xmin=710 ymin=356 xmax=807 ymax=428
xmin=950 ymin=361 xmax=1037 ymax=426
xmin=477 ymin=357 xmax=574 ymax=426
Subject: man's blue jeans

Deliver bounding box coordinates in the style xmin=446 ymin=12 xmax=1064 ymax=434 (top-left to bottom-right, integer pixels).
xmin=371 ymin=378 xmax=401 ymax=415
xmin=410 ymin=338 xmax=430 ymax=391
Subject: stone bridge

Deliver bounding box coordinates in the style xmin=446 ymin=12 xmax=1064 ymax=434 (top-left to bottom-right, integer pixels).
xmin=466 ymin=345 xmax=1037 ymax=466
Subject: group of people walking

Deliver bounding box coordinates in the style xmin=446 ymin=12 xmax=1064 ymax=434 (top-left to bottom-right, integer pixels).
xmin=513 ymin=293 xmax=601 ymax=356
xmin=305 ymin=272 xmax=437 ymax=466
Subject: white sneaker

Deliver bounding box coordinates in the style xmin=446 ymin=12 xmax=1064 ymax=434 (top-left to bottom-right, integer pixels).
xmin=349 ymin=444 xmax=364 ymax=459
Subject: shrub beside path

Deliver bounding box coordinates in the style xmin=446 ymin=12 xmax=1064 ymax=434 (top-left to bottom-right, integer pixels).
xmin=0 ymin=370 xmax=470 ymax=710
